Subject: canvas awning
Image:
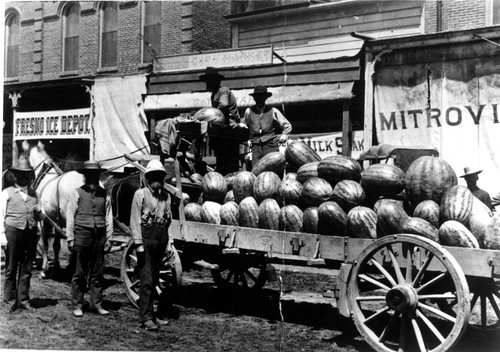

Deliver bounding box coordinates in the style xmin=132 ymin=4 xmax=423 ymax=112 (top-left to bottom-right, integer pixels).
xmin=143 ymin=82 xmax=354 ymax=111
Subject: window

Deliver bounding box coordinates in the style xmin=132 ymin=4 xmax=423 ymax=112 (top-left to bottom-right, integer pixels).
xmin=101 ymin=2 xmax=118 ymax=67
xmin=493 ymin=0 xmax=500 ymax=24
xmin=143 ymin=1 xmax=161 ymax=63
xmin=63 ymin=3 xmax=80 ymax=71
xmin=5 ymin=12 xmax=20 ymax=78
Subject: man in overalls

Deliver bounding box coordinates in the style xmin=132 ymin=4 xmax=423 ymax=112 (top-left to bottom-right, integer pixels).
xmin=66 ymin=161 xmax=113 ymax=317
xmin=130 ymin=160 xmax=172 ymax=331
xmin=1 ymin=157 xmax=45 ymax=313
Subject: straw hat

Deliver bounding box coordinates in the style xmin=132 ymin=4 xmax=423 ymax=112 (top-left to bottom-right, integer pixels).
xmin=77 ymin=160 xmax=106 ymax=174
xmin=10 ymin=157 xmax=33 ymax=173
xmin=249 ymin=85 xmax=272 ymax=98
xmin=460 ymin=166 xmax=482 ymax=178
xmin=199 ymin=66 xmax=224 ymax=81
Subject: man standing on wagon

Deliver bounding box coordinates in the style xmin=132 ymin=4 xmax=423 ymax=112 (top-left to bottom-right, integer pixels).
xmin=66 ymin=161 xmax=113 ymax=317
xmin=1 ymin=157 xmax=45 ymax=313
xmin=130 ymin=160 xmax=172 ymax=331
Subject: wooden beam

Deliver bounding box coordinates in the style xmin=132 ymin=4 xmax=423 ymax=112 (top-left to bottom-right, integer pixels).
xmin=342 ymin=101 xmax=352 ymax=156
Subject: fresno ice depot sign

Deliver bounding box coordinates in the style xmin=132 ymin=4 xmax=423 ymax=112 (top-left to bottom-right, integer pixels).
xmin=373 ymin=57 xmax=500 ymax=195
xmin=14 ymin=108 xmax=92 ymax=141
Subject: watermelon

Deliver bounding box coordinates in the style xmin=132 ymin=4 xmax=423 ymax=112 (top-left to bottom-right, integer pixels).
xmin=284 ymin=142 xmax=321 ymax=172
xmin=185 ymin=203 xmax=202 ymax=222
xmin=377 ymin=200 xmax=409 ymax=236
xmin=239 ymin=196 xmax=259 ymax=228
xmin=233 ymin=171 xmax=256 ymax=204
xmin=302 ymin=177 xmax=334 ymax=207
xmin=440 ymin=185 xmax=474 ymax=224
xmin=202 ymin=172 xmax=227 ymax=203
xmin=468 ymin=197 xmax=493 ymax=247
xmin=296 ymin=162 xmax=320 ymax=184
xmin=439 ymin=220 xmax=479 ymax=248
xmin=413 ymin=200 xmax=440 ymax=228
xmin=201 ymin=201 xmax=222 ymax=224
xmin=253 ymin=171 xmax=281 ymax=203
xmin=224 ymin=190 xmax=235 ymax=203
xmin=360 ymin=163 xmax=405 ymax=197
xmin=331 ymin=180 xmax=366 ymax=212
xmin=258 ymin=199 xmax=281 ymax=230
xmin=484 ymin=212 xmax=500 ymax=249
xmin=347 ymin=206 xmax=377 ymax=239
xmin=251 ymin=151 xmax=286 ymax=178
xmin=318 ymin=201 xmax=347 ymax=236
xmin=278 ymin=180 xmax=302 ymax=206
xmin=317 ymin=156 xmax=362 ymax=187
xmin=220 ymin=201 xmax=239 ymax=226
xmin=401 ymin=217 xmax=439 ymax=243
xmin=279 ymin=205 xmax=303 ymax=232
xmin=303 ymin=207 xmax=319 ymax=234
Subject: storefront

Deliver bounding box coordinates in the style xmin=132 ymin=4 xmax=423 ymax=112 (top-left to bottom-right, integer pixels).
xmin=144 ymin=47 xmax=366 ymax=160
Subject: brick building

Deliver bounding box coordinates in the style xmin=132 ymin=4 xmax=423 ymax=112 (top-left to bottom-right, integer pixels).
xmin=3 ymin=1 xmax=231 ymax=168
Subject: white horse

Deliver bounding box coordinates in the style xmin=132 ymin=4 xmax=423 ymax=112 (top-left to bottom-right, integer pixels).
xmin=23 ymin=140 xmax=85 ymax=278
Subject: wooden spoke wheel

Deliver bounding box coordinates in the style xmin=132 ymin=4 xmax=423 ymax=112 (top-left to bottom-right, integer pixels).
xmin=121 ymin=239 xmax=182 ymax=308
xmin=348 ymin=235 xmax=470 ymax=352
xmin=469 ymin=278 xmax=500 ymax=329
xmin=211 ymin=253 xmax=267 ymax=291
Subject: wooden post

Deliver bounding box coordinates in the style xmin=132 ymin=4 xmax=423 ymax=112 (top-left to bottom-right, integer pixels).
xmin=363 ymin=51 xmax=374 ymax=156
xmin=8 ymin=92 xmax=22 ymax=163
xmin=341 ymin=101 xmax=352 ymax=156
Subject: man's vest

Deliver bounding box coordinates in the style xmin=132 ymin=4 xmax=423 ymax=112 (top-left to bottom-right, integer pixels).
xmin=74 ymin=186 xmax=107 ymax=228
xmin=5 ymin=186 xmax=38 ymax=230
xmin=247 ymin=106 xmax=280 ymax=144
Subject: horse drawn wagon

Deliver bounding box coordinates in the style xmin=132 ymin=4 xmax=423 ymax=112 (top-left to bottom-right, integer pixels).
xmin=116 ymin=125 xmax=500 ymax=352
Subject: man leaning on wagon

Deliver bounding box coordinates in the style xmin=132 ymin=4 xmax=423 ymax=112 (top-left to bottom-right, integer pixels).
xmin=66 ymin=160 xmax=113 ymax=318
xmin=1 ymin=157 xmax=45 ymax=313
xmin=130 ymin=160 xmax=172 ymax=331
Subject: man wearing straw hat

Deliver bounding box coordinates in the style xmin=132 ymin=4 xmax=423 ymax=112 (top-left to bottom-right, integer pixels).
xmin=243 ymin=85 xmax=292 ymax=166
xmin=130 ymin=159 xmax=172 ymax=331
xmin=460 ymin=166 xmax=494 ymax=211
xmin=66 ymin=160 xmax=113 ymax=317
xmin=1 ymin=157 xmax=45 ymax=313
xmin=199 ymin=66 xmax=243 ymax=175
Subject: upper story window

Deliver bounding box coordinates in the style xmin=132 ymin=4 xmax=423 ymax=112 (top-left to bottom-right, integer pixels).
xmin=5 ymin=12 xmax=20 ymax=78
xmin=100 ymin=2 xmax=118 ymax=67
xmin=143 ymin=1 xmax=161 ymax=63
xmin=63 ymin=3 xmax=80 ymax=71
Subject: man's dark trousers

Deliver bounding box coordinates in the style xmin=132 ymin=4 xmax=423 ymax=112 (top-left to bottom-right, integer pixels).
xmin=71 ymin=225 xmax=106 ymax=310
xmin=4 ymin=225 xmax=38 ymax=307
xmin=138 ymin=223 xmax=169 ymax=323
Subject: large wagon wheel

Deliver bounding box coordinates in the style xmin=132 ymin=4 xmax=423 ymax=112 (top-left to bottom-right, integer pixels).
xmin=211 ymin=252 xmax=267 ymax=291
xmin=469 ymin=277 xmax=500 ymax=328
xmin=348 ymin=234 xmax=470 ymax=352
xmin=121 ymin=239 xmax=182 ymax=308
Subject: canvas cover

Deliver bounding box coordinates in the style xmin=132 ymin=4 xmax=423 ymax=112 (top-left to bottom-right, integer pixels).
xmin=374 ymin=55 xmax=500 ymax=196
xmin=93 ymin=75 xmax=150 ymax=171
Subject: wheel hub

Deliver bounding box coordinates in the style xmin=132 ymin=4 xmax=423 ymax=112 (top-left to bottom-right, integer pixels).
xmin=386 ymin=284 xmax=418 ymax=313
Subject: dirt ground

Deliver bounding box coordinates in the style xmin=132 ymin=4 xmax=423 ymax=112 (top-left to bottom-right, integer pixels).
xmin=1 ymin=244 xmax=500 ymax=352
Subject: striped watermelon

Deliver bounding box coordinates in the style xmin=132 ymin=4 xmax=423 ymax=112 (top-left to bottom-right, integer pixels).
xmin=202 ymin=172 xmax=227 ymax=203
xmin=233 ymin=171 xmax=256 ymax=204
xmin=251 ymin=151 xmax=286 ymax=178
xmin=402 ymin=217 xmax=439 ymax=243
xmin=278 ymin=180 xmax=303 ymax=206
xmin=360 ymin=164 xmax=405 ymax=197
xmin=239 ymin=196 xmax=259 ymax=228
xmin=347 ymin=206 xmax=377 ymax=239
xmin=258 ymin=199 xmax=281 ymax=230
xmin=224 ymin=171 xmax=240 ymax=190
xmin=302 ymin=177 xmax=334 ymax=207
xmin=201 ymin=201 xmax=222 ymax=224
xmin=405 ymin=156 xmax=458 ymax=206
xmin=317 ymin=156 xmax=362 ymax=187
xmin=318 ymin=201 xmax=347 ymax=236
xmin=220 ymin=201 xmax=239 ymax=226
xmin=224 ymin=190 xmax=235 ymax=203
xmin=484 ymin=213 xmax=500 ymax=250
xmin=373 ymin=198 xmax=404 ymax=214
xmin=413 ymin=200 xmax=440 ymax=228
xmin=469 ymin=196 xmax=493 ymax=247
xmin=284 ymin=142 xmax=321 ymax=172
xmin=377 ymin=200 xmax=409 ymax=236
xmin=440 ymin=185 xmax=474 ymax=224
xmin=253 ymin=171 xmax=281 ymax=203
xmin=331 ymin=180 xmax=366 ymax=212
xmin=303 ymin=207 xmax=319 ymax=234
xmin=439 ymin=220 xmax=479 ymax=248
xmin=185 ymin=203 xmax=202 ymax=222
xmin=296 ymin=162 xmax=320 ymax=184
xmin=279 ymin=205 xmax=303 ymax=232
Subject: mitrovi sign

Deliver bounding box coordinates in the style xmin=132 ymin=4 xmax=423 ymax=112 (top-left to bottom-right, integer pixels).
xmin=13 ymin=108 xmax=92 ymax=141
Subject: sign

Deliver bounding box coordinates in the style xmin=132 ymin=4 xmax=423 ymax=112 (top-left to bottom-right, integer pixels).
xmin=13 ymin=108 xmax=92 ymax=141
xmin=153 ymin=46 xmax=273 ymax=73
xmin=374 ymin=56 xmax=500 ymax=196
xmin=279 ymin=131 xmax=365 ymax=159
xmin=2 ymin=134 xmax=13 ymax=169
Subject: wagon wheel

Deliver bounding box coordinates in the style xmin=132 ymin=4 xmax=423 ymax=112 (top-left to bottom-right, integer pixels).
xmin=469 ymin=277 xmax=500 ymax=329
xmin=211 ymin=253 xmax=267 ymax=291
xmin=121 ymin=239 xmax=182 ymax=308
xmin=348 ymin=234 xmax=470 ymax=352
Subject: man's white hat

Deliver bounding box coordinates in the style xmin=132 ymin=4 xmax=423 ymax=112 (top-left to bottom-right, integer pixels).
xmin=460 ymin=166 xmax=482 ymax=178
xmin=145 ymin=159 xmax=166 ymax=178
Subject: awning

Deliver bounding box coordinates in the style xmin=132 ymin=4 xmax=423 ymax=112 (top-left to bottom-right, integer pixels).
xmin=144 ymin=82 xmax=354 ymax=111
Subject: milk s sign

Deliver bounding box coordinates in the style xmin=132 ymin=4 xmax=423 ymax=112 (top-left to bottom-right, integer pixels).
xmin=13 ymin=108 xmax=92 ymax=141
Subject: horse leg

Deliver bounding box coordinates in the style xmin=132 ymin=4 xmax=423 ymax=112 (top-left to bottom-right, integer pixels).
xmin=53 ymin=236 xmax=61 ymax=270
xmin=40 ymin=224 xmax=51 ymax=279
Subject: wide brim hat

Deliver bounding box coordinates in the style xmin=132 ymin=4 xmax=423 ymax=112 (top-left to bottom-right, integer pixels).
xmin=460 ymin=166 xmax=482 ymax=178
xmin=144 ymin=159 xmax=167 ymax=178
xmin=10 ymin=157 xmax=33 ymax=172
xmin=199 ymin=66 xmax=224 ymax=81
xmin=77 ymin=160 xmax=107 ymax=174
xmin=249 ymin=85 xmax=272 ymax=98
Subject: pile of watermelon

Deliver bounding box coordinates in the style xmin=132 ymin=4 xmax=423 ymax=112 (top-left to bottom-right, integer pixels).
xmin=182 ymin=141 xmax=500 ymax=249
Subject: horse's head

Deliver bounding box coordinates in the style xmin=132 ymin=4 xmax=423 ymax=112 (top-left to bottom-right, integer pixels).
xmin=22 ymin=140 xmax=51 ymax=175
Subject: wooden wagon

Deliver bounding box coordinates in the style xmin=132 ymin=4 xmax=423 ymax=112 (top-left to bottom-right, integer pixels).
xmin=117 ymin=124 xmax=500 ymax=352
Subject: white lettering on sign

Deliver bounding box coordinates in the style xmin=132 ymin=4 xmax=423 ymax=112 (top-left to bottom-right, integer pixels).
xmin=13 ymin=108 xmax=92 ymax=141
xmin=154 ymin=46 xmax=273 ymax=73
